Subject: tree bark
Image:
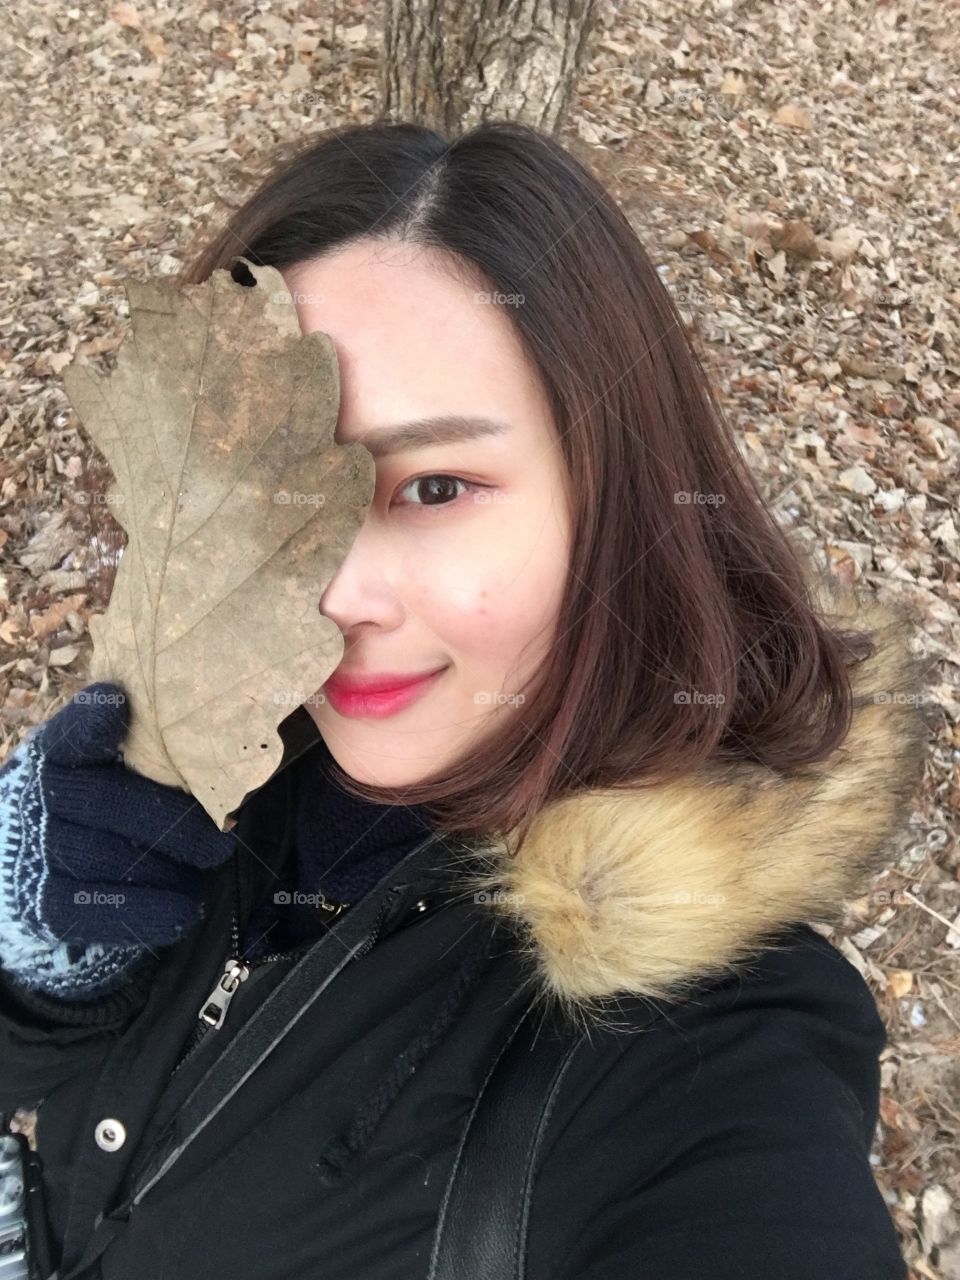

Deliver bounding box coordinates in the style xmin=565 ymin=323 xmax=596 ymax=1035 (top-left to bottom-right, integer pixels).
xmin=381 ymin=0 xmax=597 ymax=135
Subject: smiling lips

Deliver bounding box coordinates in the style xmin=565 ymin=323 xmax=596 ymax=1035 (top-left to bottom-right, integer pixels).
xmin=322 ymin=666 xmax=449 ymax=719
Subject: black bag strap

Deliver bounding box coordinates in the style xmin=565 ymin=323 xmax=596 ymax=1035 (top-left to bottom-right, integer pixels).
xmin=51 ymin=1002 xmax=582 ymax=1280
xmin=429 ymin=1004 xmax=584 ymax=1280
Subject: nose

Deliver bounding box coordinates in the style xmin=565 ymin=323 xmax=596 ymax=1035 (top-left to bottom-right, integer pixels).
xmin=318 ymin=516 xmax=404 ymax=635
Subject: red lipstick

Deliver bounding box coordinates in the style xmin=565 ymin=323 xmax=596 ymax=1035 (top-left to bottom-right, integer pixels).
xmin=323 ymin=666 xmax=448 ymax=719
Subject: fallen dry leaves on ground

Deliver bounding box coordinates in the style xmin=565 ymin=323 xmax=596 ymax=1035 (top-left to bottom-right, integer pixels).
xmin=0 ymin=1 xmax=957 ymax=1274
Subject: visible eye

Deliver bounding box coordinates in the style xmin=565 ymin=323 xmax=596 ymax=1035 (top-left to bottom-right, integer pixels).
xmin=393 ymin=474 xmax=485 ymax=511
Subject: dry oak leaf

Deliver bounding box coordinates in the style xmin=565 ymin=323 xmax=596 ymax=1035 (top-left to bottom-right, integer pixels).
xmin=61 ymin=259 xmax=375 ymax=830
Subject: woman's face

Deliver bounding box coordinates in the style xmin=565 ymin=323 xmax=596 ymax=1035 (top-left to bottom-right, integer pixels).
xmin=281 ymin=238 xmax=572 ymax=787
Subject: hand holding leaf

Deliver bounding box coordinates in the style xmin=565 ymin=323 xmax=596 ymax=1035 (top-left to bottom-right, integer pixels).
xmin=62 ymin=260 xmax=373 ymax=829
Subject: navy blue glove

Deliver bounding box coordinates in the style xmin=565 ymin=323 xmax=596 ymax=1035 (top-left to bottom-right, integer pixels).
xmin=0 ymin=681 xmax=238 ymax=999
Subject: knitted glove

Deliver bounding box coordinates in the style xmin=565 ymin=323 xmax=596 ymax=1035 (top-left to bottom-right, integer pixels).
xmin=0 ymin=681 xmax=237 ymax=1000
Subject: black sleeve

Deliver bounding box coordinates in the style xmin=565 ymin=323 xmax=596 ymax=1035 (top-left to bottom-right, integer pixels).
xmin=526 ymin=925 xmax=907 ymax=1280
xmin=0 ymin=950 xmax=162 ymax=1113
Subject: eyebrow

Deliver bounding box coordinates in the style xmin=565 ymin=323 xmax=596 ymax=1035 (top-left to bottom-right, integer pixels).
xmin=355 ymin=415 xmax=512 ymax=458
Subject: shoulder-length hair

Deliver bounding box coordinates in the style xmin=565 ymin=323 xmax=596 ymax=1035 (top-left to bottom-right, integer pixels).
xmin=179 ymin=119 xmax=874 ymax=852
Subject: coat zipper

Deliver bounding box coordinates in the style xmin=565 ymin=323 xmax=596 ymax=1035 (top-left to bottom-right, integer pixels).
xmin=169 ymin=862 xmax=351 ymax=1078
xmin=115 ymin=866 xmax=422 ymax=1228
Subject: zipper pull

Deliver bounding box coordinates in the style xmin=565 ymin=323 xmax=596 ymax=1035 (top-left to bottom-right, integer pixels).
xmin=316 ymin=893 xmax=350 ymax=920
xmin=199 ymin=958 xmax=250 ymax=1029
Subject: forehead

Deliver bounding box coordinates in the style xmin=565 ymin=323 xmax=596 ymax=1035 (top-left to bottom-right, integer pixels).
xmin=280 ymin=239 xmax=546 ymax=434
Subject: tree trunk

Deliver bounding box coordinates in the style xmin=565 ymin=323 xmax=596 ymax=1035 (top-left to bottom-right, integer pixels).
xmin=381 ymin=0 xmax=597 ymax=135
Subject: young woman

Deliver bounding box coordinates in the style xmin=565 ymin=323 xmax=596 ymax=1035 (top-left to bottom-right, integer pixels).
xmin=0 ymin=120 xmax=928 ymax=1280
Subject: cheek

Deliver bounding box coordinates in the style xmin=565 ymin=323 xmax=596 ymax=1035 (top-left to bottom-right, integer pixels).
xmin=401 ymin=519 xmax=568 ymax=670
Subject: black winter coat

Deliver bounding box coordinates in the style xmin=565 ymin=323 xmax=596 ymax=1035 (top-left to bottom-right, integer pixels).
xmin=0 ymin=593 xmax=926 ymax=1280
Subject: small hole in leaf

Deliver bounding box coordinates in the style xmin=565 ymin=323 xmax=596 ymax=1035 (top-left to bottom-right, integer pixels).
xmin=230 ymin=258 xmax=257 ymax=287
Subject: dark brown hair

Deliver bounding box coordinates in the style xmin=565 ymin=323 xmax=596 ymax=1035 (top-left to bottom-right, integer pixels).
xmin=180 ymin=119 xmax=872 ymax=852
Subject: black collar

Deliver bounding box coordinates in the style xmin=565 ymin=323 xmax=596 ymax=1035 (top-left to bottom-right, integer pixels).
xmin=229 ymin=709 xmax=486 ymax=941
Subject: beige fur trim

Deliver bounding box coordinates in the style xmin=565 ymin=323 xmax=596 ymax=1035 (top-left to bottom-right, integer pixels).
xmin=449 ymin=581 xmax=929 ymax=1029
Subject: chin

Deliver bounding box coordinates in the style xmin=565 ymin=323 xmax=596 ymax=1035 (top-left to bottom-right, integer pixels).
xmin=345 ymin=761 xmax=432 ymax=793
xmin=327 ymin=725 xmax=462 ymax=791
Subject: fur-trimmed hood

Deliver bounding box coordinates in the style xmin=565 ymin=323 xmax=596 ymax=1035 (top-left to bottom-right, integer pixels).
xmin=450 ymin=580 xmax=930 ymax=1025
